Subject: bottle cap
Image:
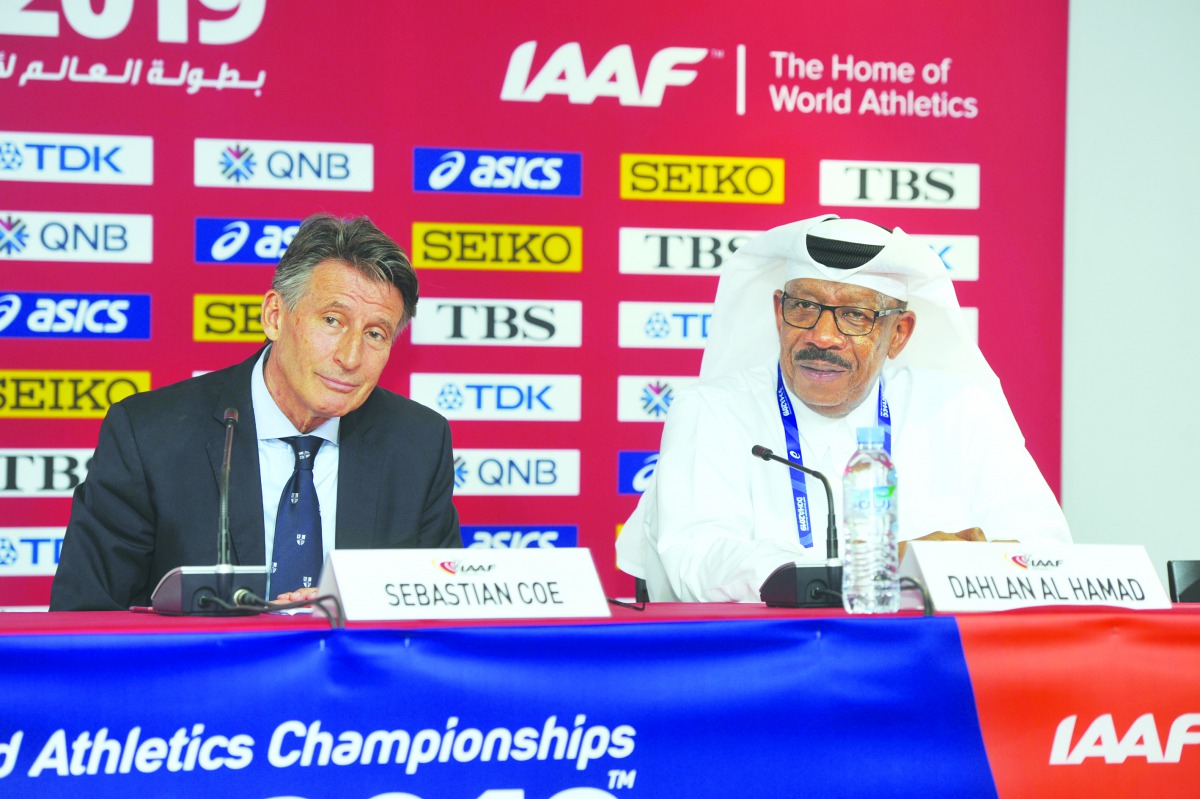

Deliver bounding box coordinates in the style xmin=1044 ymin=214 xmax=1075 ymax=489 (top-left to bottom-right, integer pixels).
xmin=856 ymin=426 xmax=886 ymax=446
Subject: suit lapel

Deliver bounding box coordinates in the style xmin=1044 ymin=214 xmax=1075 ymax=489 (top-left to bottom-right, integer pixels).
xmin=336 ymin=400 xmax=382 ymax=548
xmin=206 ymin=350 xmax=267 ymax=566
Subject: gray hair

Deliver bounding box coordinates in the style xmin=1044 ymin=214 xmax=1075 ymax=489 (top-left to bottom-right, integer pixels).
xmin=273 ymin=214 xmax=418 ymax=328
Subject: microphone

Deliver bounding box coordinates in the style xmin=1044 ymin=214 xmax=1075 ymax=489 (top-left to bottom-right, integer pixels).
xmin=149 ymin=407 xmax=268 ymax=615
xmin=751 ymin=444 xmax=844 ymax=608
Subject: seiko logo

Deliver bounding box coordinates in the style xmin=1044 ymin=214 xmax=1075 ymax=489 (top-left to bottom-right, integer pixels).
xmin=414 ymin=147 xmax=582 ymax=196
xmin=0 ymin=211 xmax=153 ymax=262
xmin=0 ymin=132 xmax=153 ymax=185
xmin=193 ymin=294 xmax=263 ymax=342
xmin=1050 ymin=713 xmax=1200 ymax=765
xmin=194 ymin=138 xmax=374 ymax=191
xmin=618 ymin=227 xmax=759 ymax=274
xmin=451 ymin=449 xmax=581 ymax=496
xmin=464 ymin=525 xmax=578 ymax=549
xmin=410 ymin=373 xmax=581 ymax=422
xmin=616 ymin=376 xmax=696 ymax=422
xmin=195 ymin=218 xmax=299 ymax=264
xmin=0 ymin=292 xmax=150 ymax=339
xmin=412 ymin=222 xmax=582 ymax=273
xmin=0 ymin=528 xmax=63 ymax=575
xmin=819 ymin=159 xmax=980 ymax=208
xmin=618 ymin=302 xmax=713 ymax=349
xmin=617 ymin=451 xmax=659 ymax=495
xmin=0 ymin=450 xmax=94 ymax=497
xmin=0 ymin=371 xmax=149 ymax=418
xmin=0 ymin=0 xmax=264 ymax=44
xmin=501 ymin=41 xmax=707 ymax=107
xmin=620 ymin=154 xmax=784 ymax=204
xmin=409 ymin=299 xmax=582 ymax=348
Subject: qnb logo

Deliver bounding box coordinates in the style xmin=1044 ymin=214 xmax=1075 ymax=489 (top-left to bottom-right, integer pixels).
xmin=640 ymin=381 xmax=674 ymax=418
xmin=220 ymin=144 xmax=256 ymax=182
xmin=617 ymin=375 xmax=695 ymax=422
xmin=452 ymin=449 xmax=581 ymax=496
xmin=501 ymin=41 xmax=708 ymax=107
xmin=0 ymin=216 xmax=29 ymax=255
xmin=1050 ymin=713 xmax=1200 ymax=765
xmin=415 ymin=147 xmax=582 ymax=196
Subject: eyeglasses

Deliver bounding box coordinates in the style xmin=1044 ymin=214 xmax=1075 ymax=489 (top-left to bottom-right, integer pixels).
xmin=779 ymin=293 xmax=905 ymax=337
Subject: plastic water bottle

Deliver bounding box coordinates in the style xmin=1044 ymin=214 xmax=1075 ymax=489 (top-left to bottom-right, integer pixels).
xmin=841 ymin=426 xmax=899 ymax=614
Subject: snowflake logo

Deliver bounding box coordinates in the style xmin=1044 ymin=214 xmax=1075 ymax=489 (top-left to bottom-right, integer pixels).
xmin=640 ymin=381 xmax=675 ymax=417
xmin=0 ymin=538 xmax=18 ymax=567
xmin=0 ymin=215 xmax=29 ymax=256
xmin=0 ymin=142 xmax=22 ymax=171
xmin=437 ymin=383 xmax=465 ymax=412
xmin=220 ymin=144 xmax=256 ymax=182
xmin=452 ymin=455 xmax=468 ymax=488
xmin=644 ymin=312 xmax=671 ymax=339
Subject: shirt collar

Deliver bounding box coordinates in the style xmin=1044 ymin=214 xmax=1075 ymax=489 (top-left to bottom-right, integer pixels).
xmin=251 ymin=345 xmax=340 ymax=445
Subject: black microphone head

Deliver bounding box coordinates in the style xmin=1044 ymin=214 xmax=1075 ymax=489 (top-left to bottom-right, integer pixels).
xmin=223 ymin=407 xmax=239 ymax=425
xmin=751 ymin=445 xmax=771 ymax=460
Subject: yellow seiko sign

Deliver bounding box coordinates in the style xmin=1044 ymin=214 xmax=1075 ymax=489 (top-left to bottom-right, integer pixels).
xmin=0 ymin=370 xmax=150 ymax=418
xmin=194 ymin=294 xmax=265 ymax=342
xmin=412 ymin=223 xmax=583 ymax=272
xmin=620 ymin=153 xmax=785 ymax=203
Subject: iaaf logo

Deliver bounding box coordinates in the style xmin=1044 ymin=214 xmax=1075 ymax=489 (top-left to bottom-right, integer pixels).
xmin=1050 ymin=713 xmax=1200 ymax=765
xmin=501 ymin=41 xmax=708 ymax=107
xmin=1009 ymin=553 xmax=1065 ymax=570
xmin=437 ymin=560 xmax=497 ymax=575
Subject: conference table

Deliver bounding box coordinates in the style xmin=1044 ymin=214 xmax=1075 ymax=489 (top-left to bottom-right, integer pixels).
xmin=1 ymin=603 xmax=1197 ymax=798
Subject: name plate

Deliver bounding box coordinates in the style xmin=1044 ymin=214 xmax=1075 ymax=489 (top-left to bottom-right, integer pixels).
xmin=317 ymin=548 xmax=612 ymax=621
xmin=898 ymin=542 xmax=1171 ymax=612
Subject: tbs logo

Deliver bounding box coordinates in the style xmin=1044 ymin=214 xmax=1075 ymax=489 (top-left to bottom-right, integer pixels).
xmin=617 ymin=451 xmax=659 ymax=495
xmin=464 ymin=525 xmax=578 ymax=549
xmin=415 ymin=147 xmax=581 ymax=196
xmin=195 ymin=218 xmax=300 ymax=264
xmin=0 ymin=292 xmax=150 ymax=339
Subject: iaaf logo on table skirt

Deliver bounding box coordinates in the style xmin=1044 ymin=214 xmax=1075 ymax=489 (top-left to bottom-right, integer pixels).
xmin=409 ymin=298 xmax=582 ymax=347
xmin=617 ymin=376 xmax=696 ymax=421
xmin=195 ymin=218 xmax=299 ymax=264
xmin=0 ymin=528 xmax=64 ymax=575
xmin=414 ymin=147 xmax=582 ymax=196
xmin=619 ymin=227 xmax=759 ymax=274
xmin=618 ymin=302 xmax=712 ymax=349
xmin=0 ymin=292 xmax=150 ymax=339
xmin=0 ymin=132 xmax=152 ymax=185
xmin=452 ymin=449 xmax=580 ymax=496
xmin=0 ymin=211 xmax=152 ymax=262
xmin=0 ymin=449 xmax=94 ymax=497
xmin=464 ymin=525 xmax=579 ymax=549
xmin=1050 ymin=713 xmax=1200 ymax=765
xmin=501 ymin=41 xmax=709 ymax=107
xmin=194 ymin=139 xmax=373 ymax=191
xmin=410 ymin=373 xmax=581 ymax=421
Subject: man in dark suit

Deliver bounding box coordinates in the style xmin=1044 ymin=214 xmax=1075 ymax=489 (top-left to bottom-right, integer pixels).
xmin=50 ymin=214 xmax=460 ymax=611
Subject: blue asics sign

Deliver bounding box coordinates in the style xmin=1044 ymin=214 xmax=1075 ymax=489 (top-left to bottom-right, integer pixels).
xmin=617 ymin=451 xmax=659 ymax=495
xmin=194 ymin=218 xmax=300 ymax=264
xmin=414 ymin=147 xmax=582 ymax=196
xmin=463 ymin=525 xmax=578 ymax=549
xmin=0 ymin=291 xmax=150 ymax=339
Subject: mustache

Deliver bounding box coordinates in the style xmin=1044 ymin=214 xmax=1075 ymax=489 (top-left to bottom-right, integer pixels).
xmin=792 ymin=348 xmax=850 ymax=369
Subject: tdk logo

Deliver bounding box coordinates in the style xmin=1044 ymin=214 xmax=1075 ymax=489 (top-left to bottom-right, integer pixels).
xmin=0 ymin=528 xmax=63 ymax=576
xmin=409 ymin=298 xmax=582 ymax=347
xmin=0 ymin=292 xmax=150 ymax=339
xmin=452 ymin=449 xmax=580 ymax=496
xmin=464 ymin=525 xmax=578 ymax=549
xmin=0 ymin=450 xmax=94 ymax=497
xmin=0 ymin=132 xmax=153 ymax=185
xmin=618 ymin=301 xmax=713 ymax=349
xmin=501 ymin=41 xmax=708 ymax=107
xmin=410 ymin=373 xmax=581 ymax=421
xmin=908 ymin=234 xmax=980 ymax=281
xmin=819 ymin=160 xmax=980 ymax=209
xmin=617 ymin=376 xmax=696 ymax=422
xmin=415 ymin=147 xmax=582 ymax=196
xmin=619 ymin=227 xmax=759 ymax=274
xmin=618 ymin=451 xmax=659 ymax=495
xmin=195 ymin=218 xmax=300 ymax=264
xmin=0 ymin=212 xmax=153 ymax=263
xmin=194 ymin=139 xmax=374 ymax=191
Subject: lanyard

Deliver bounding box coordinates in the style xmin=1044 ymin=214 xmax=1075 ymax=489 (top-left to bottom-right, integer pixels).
xmin=775 ymin=364 xmax=891 ymax=547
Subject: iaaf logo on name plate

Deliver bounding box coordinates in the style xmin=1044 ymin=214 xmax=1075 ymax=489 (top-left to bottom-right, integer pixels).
xmin=194 ymin=138 xmax=373 ymax=191
xmin=414 ymin=147 xmax=582 ymax=196
xmin=1008 ymin=553 xmax=1065 ymax=571
xmin=464 ymin=525 xmax=579 ymax=549
xmin=0 ymin=450 xmax=94 ymax=497
xmin=908 ymin=234 xmax=980 ymax=281
xmin=451 ymin=449 xmax=580 ymax=496
xmin=0 ymin=211 xmax=152 ymax=262
xmin=410 ymin=298 xmax=582 ymax=347
xmin=501 ymin=41 xmax=709 ymax=107
xmin=617 ymin=376 xmax=696 ymax=421
xmin=410 ymin=373 xmax=581 ymax=421
xmin=0 ymin=528 xmax=64 ymax=575
xmin=194 ymin=218 xmax=299 ymax=264
xmin=0 ymin=291 xmax=150 ymax=340
xmin=819 ymin=159 xmax=980 ymax=209
xmin=618 ymin=302 xmax=712 ymax=349
xmin=618 ymin=451 xmax=659 ymax=495
xmin=619 ymin=227 xmax=759 ymax=274
xmin=437 ymin=559 xmax=497 ymax=575
xmin=0 ymin=132 xmax=153 ymax=185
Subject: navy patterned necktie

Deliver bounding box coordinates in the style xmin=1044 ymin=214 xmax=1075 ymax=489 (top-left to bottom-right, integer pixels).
xmin=271 ymin=435 xmax=324 ymax=595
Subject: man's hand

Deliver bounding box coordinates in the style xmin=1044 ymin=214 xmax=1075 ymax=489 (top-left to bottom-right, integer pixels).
xmin=898 ymin=527 xmax=986 ymax=561
xmin=273 ymin=587 xmax=319 ymax=604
